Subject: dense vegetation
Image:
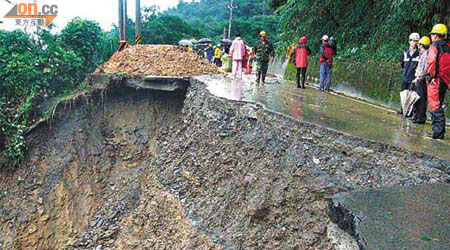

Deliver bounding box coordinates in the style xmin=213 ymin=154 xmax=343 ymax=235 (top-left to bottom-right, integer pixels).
xmin=165 ymin=0 xmax=279 ymax=46
xmin=2 ymin=0 xmax=449 ymax=167
xmin=122 ymin=6 xmax=204 ymax=45
xmin=0 ymin=19 xmax=116 ymax=167
xmin=269 ymin=0 xmax=450 ymax=61
xmin=0 ymin=7 xmax=207 ymax=167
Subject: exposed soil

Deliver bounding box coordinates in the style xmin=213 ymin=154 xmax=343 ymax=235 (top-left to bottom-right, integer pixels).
xmin=0 ymin=77 xmax=448 ymax=250
xmin=0 ymin=86 xmax=217 ymax=250
xmin=97 ymin=45 xmax=220 ymax=76
xmin=153 ymin=78 xmax=449 ymax=249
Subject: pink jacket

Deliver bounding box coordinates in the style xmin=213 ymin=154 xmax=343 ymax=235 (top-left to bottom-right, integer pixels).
xmin=230 ymin=37 xmax=246 ymax=61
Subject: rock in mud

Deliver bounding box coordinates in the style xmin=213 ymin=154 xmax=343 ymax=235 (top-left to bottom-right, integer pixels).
xmin=0 ymin=77 xmax=448 ymax=250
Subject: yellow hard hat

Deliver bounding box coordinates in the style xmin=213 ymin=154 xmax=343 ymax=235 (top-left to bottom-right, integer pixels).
xmin=430 ymin=24 xmax=448 ymax=35
xmin=419 ymin=36 xmax=431 ymax=46
xmin=260 ymin=31 xmax=267 ymax=36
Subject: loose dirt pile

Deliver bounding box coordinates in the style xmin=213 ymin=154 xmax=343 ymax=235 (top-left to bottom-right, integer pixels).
xmin=97 ymin=45 xmax=220 ymax=76
xmin=1 ymin=77 xmax=448 ymax=250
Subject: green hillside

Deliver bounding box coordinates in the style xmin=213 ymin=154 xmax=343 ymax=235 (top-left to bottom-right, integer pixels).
xmin=269 ymin=0 xmax=450 ymax=61
xmin=165 ymin=0 xmax=279 ymax=46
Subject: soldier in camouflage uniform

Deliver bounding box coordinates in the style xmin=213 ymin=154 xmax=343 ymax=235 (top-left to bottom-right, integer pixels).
xmin=255 ymin=31 xmax=274 ymax=83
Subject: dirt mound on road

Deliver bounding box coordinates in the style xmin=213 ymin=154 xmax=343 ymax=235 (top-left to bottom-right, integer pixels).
xmin=97 ymin=45 xmax=220 ymax=76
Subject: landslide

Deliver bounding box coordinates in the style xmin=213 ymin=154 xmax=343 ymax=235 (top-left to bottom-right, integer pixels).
xmin=153 ymin=78 xmax=449 ymax=249
xmin=0 ymin=77 xmax=448 ymax=250
xmin=0 ymin=86 xmax=218 ymax=250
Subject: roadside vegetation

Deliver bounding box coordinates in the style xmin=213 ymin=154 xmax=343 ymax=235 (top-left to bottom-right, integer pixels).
xmin=165 ymin=0 xmax=279 ymax=46
xmin=269 ymin=0 xmax=449 ymax=62
xmin=1 ymin=0 xmax=449 ymax=167
xmin=0 ymin=6 xmax=218 ymax=167
xmin=0 ymin=19 xmax=110 ymax=167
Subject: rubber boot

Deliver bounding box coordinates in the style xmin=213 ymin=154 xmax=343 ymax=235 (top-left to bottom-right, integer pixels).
xmin=256 ymin=72 xmax=261 ymax=83
xmin=296 ymin=78 xmax=300 ymax=88
xmin=262 ymin=72 xmax=266 ymax=83
xmin=429 ymin=108 xmax=446 ymax=139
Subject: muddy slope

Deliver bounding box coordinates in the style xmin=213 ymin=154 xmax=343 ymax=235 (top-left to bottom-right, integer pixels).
xmin=153 ymin=79 xmax=449 ymax=249
xmin=0 ymin=87 xmax=217 ymax=250
xmin=0 ymin=79 xmax=448 ymax=250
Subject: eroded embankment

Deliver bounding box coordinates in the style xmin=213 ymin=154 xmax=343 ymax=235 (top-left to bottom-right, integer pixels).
xmin=0 ymin=78 xmax=448 ymax=250
xmin=0 ymin=85 xmax=217 ymax=250
xmin=154 ymin=78 xmax=449 ymax=249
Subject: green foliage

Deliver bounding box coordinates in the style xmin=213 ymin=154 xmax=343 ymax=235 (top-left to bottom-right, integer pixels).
xmin=420 ymin=236 xmax=433 ymax=242
xmin=60 ymin=18 xmax=104 ymax=73
xmin=142 ymin=14 xmax=203 ymax=44
xmin=270 ymin=0 xmax=449 ymax=62
xmin=165 ymin=0 xmax=279 ymax=47
xmin=120 ymin=9 xmax=203 ymax=45
xmin=0 ymin=18 xmax=115 ymax=168
xmin=98 ymin=27 xmax=119 ymax=61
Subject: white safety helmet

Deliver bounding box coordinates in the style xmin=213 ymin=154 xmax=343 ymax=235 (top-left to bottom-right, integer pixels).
xmin=409 ymin=33 xmax=420 ymax=41
xmin=321 ymin=35 xmax=329 ymax=41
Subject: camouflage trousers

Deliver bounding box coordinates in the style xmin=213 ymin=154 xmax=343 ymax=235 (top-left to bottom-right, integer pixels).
xmin=256 ymin=61 xmax=269 ymax=74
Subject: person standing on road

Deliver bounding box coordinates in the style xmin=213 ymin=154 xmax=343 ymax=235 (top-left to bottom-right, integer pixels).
xmin=246 ymin=48 xmax=255 ymax=74
xmin=229 ymin=32 xmax=246 ymax=79
xmin=397 ymin=33 xmax=420 ymax=115
xmin=411 ymin=36 xmax=431 ymax=124
xmin=214 ymin=45 xmax=222 ymax=67
xmin=206 ymin=44 xmax=214 ymax=63
xmin=295 ymin=36 xmax=311 ymax=89
xmin=425 ymin=24 xmax=449 ymax=139
xmin=255 ymin=31 xmax=274 ymax=83
xmin=242 ymin=44 xmax=250 ymax=71
xmin=319 ymin=35 xmax=334 ymax=92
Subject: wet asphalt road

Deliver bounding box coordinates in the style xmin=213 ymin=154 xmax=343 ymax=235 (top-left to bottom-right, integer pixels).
xmin=198 ymin=74 xmax=450 ymax=160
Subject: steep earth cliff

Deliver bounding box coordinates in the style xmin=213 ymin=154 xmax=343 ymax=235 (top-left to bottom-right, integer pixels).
xmin=0 ymin=78 xmax=448 ymax=250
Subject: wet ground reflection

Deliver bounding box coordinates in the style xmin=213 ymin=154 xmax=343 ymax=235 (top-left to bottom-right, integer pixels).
xmin=199 ymin=74 xmax=450 ymax=160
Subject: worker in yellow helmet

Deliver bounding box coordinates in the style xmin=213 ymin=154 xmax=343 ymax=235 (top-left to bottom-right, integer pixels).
xmin=214 ymin=44 xmax=222 ymax=67
xmin=425 ymin=23 xmax=449 ymax=139
xmin=254 ymin=31 xmax=274 ymax=83
xmin=430 ymin=23 xmax=448 ymax=39
xmin=410 ymin=36 xmax=431 ymax=124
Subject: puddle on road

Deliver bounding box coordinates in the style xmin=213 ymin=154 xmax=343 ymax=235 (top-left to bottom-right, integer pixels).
xmin=199 ymin=74 xmax=450 ymax=160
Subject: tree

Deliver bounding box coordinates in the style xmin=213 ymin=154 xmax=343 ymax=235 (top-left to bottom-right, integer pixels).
xmin=271 ymin=0 xmax=450 ymax=61
xmin=0 ymin=18 xmax=116 ymax=167
xmin=165 ymin=0 xmax=279 ymax=47
xmin=60 ymin=18 xmax=103 ymax=73
xmin=142 ymin=14 xmax=203 ymax=44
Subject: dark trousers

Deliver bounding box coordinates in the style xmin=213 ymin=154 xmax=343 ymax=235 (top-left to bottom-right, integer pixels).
xmin=402 ymin=81 xmax=412 ymax=91
xmin=296 ymin=67 xmax=307 ymax=88
xmin=413 ymin=79 xmax=427 ymax=122
xmin=429 ymin=82 xmax=447 ymax=139
xmin=214 ymin=58 xmax=222 ymax=67
xmin=257 ymin=61 xmax=269 ymax=82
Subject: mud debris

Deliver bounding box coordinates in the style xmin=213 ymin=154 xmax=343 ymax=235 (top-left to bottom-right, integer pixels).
xmin=0 ymin=78 xmax=448 ymax=250
xmin=153 ymin=78 xmax=449 ymax=249
xmin=97 ymin=45 xmax=220 ymax=76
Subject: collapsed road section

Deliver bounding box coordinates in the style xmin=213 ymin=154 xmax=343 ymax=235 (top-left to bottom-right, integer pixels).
xmin=0 ymin=45 xmax=448 ymax=250
xmin=153 ymin=77 xmax=449 ymax=249
xmin=330 ymin=183 xmax=449 ymax=249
